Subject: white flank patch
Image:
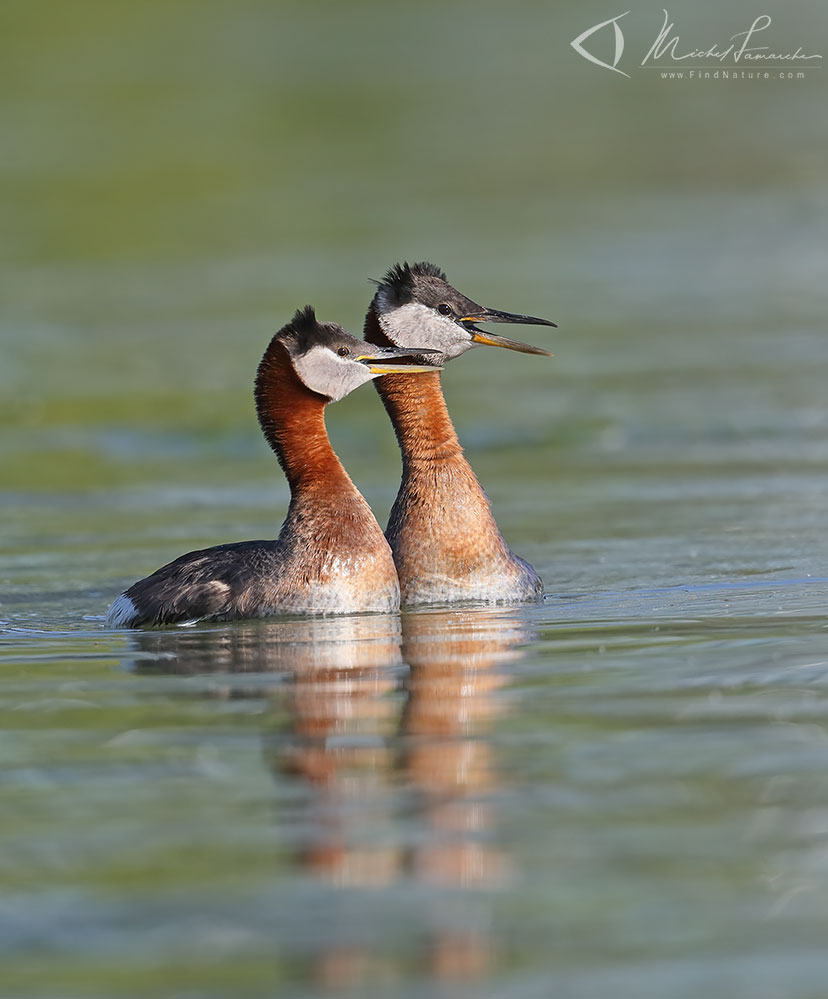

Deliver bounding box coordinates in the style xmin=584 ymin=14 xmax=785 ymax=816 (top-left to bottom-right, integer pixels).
xmin=106 ymin=593 xmax=138 ymax=628
xmin=176 ymin=617 xmax=202 ymax=628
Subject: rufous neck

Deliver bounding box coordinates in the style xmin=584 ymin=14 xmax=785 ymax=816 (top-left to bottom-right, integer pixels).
xmin=364 ymin=306 xmax=463 ymax=465
xmin=376 ymin=371 xmax=464 ymax=464
xmin=255 ymin=341 xmax=352 ymax=492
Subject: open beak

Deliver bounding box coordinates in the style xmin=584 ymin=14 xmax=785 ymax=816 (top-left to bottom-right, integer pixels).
xmin=459 ymin=307 xmax=556 ymax=356
xmin=356 ymin=345 xmax=442 ymax=375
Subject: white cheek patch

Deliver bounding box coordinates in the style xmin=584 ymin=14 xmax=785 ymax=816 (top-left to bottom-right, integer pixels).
xmin=377 ymin=300 xmax=470 ymax=358
xmin=293 ymin=345 xmax=374 ymax=402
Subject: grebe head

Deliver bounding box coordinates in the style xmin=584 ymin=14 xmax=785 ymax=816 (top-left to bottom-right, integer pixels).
xmin=370 ymin=261 xmax=556 ymax=364
xmin=277 ymin=306 xmax=441 ymax=402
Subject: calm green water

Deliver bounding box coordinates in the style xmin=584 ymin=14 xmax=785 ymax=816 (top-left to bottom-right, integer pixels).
xmin=3 ymin=1 xmax=828 ymax=996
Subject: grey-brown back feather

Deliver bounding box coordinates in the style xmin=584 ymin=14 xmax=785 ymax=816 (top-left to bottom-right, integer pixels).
xmin=123 ymin=541 xmax=284 ymax=626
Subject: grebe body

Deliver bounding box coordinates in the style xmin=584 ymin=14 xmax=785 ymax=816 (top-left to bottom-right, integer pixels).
xmin=364 ymin=262 xmax=555 ymax=606
xmin=107 ymin=307 xmax=437 ymax=627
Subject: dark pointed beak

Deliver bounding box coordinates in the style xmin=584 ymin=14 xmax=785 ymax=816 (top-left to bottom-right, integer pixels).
xmin=356 ymin=344 xmax=442 ymax=375
xmin=459 ymin=307 xmax=556 ymax=356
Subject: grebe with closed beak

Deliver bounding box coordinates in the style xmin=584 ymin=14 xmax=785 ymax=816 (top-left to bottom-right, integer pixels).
xmin=107 ymin=307 xmax=439 ymax=627
xmin=364 ymin=261 xmax=555 ymax=606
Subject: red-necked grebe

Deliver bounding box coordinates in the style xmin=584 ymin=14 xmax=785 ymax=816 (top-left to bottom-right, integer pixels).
xmin=107 ymin=306 xmax=439 ymax=627
xmin=363 ymin=262 xmax=555 ymax=605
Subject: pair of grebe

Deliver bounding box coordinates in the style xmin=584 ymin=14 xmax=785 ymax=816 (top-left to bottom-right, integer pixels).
xmin=107 ymin=263 xmax=554 ymax=627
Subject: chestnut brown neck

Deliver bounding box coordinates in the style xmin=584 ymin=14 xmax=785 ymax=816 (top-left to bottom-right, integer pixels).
xmin=255 ymin=340 xmax=353 ymax=493
xmin=364 ymin=306 xmax=462 ymax=465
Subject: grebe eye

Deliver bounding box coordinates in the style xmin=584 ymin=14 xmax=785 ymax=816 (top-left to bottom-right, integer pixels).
xmin=437 ymin=303 xmax=453 ymax=316
xmin=337 ymin=346 xmax=350 ymax=357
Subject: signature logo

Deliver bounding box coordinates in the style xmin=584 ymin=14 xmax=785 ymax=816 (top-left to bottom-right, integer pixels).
xmin=570 ymin=9 xmax=822 ymax=77
xmin=570 ymin=11 xmax=631 ymax=77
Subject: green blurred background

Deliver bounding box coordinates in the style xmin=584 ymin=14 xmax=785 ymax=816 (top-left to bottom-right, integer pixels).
xmin=3 ymin=0 xmax=826 ymax=497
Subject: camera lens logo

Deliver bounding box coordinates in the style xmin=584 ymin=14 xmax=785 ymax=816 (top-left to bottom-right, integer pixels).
xmin=570 ymin=11 xmax=631 ymax=77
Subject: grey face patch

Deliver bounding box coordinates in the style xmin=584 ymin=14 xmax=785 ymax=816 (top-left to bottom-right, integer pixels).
xmin=375 ymin=296 xmax=474 ymax=363
xmin=292 ymin=344 xmax=375 ymax=402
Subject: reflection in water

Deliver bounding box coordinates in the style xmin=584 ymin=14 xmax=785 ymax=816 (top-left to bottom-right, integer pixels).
xmin=399 ymin=611 xmax=528 ymax=984
xmin=127 ymin=614 xmax=404 ymax=676
xmin=127 ymin=608 xmax=532 ymax=989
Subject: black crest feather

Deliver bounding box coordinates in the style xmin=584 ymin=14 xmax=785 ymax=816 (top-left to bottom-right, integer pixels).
xmin=276 ymin=305 xmax=352 ymax=355
xmin=288 ymin=304 xmax=317 ymax=333
xmin=278 ymin=305 xmax=322 ymax=354
xmin=374 ymin=261 xmax=449 ymax=304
